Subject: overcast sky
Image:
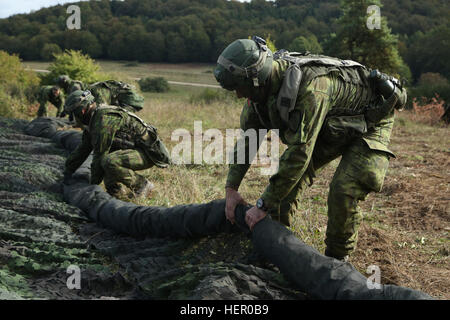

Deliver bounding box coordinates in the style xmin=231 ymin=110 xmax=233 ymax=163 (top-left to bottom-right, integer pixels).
xmin=0 ymin=0 xmax=253 ymax=19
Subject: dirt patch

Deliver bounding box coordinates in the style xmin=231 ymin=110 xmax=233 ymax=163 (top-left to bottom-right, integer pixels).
xmin=352 ymin=113 xmax=449 ymax=299
xmin=289 ymin=112 xmax=449 ymax=299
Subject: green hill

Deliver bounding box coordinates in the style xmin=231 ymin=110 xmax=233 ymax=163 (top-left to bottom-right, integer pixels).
xmin=0 ymin=0 xmax=449 ymax=82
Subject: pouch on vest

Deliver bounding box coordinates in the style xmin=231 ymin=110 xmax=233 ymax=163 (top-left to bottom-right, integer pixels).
xmin=277 ymin=64 xmax=302 ymax=126
xmin=321 ymin=114 xmax=368 ymax=142
xmin=137 ymin=132 xmax=171 ymax=168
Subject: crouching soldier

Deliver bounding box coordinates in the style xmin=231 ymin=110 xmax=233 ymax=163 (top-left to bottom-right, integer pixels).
xmin=36 ymin=85 xmax=64 ymax=118
xmin=62 ymin=90 xmax=171 ymax=199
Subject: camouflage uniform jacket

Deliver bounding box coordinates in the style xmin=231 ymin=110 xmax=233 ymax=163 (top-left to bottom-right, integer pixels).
xmin=226 ymin=58 xmax=395 ymax=213
xmin=38 ymin=86 xmax=64 ymax=112
xmin=65 ymin=105 xmax=169 ymax=184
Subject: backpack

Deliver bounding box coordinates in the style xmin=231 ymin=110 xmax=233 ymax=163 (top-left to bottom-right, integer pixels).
xmin=89 ymin=80 xmax=144 ymax=112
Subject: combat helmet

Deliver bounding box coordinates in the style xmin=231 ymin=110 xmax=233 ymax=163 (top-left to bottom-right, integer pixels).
xmin=57 ymin=75 xmax=70 ymax=86
xmin=214 ymin=36 xmax=273 ymax=91
xmin=64 ymin=90 xmax=96 ymax=121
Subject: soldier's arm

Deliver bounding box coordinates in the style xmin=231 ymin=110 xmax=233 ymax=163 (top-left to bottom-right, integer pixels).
xmin=64 ymin=129 xmax=93 ymax=175
xmin=260 ymin=82 xmax=330 ymax=213
xmin=55 ymin=95 xmax=65 ymax=117
xmin=226 ymin=100 xmax=265 ymax=190
xmin=89 ymin=112 xmax=123 ymax=185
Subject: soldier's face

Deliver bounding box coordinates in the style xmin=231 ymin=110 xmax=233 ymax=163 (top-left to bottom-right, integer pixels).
xmin=235 ymin=85 xmax=266 ymax=103
xmin=52 ymin=89 xmax=60 ymax=97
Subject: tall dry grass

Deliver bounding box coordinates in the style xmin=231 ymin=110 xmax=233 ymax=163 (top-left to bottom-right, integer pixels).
xmin=407 ymin=95 xmax=447 ymax=126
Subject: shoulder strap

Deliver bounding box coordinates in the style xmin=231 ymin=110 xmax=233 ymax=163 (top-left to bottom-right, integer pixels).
xmin=277 ymin=64 xmax=302 ymax=125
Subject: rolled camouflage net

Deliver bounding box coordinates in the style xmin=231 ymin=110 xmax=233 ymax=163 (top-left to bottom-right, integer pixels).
xmin=22 ymin=117 xmax=433 ymax=300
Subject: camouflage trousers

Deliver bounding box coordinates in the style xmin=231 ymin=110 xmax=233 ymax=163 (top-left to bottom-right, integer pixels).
xmin=100 ymin=148 xmax=154 ymax=196
xmin=274 ymin=119 xmax=393 ymax=259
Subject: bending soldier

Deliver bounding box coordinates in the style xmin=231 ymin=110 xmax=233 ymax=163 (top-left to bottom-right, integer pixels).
xmin=56 ymin=75 xmax=86 ymax=121
xmin=88 ymin=80 xmax=145 ymax=113
xmin=57 ymin=75 xmax=86 ymax=95
xmin=36 ymin=85 xmax=64 ymax=118
xmin=214 ymin=37 xmax=407 ymax=261
xmin=62 ymin=90 xmax=171 ymax=199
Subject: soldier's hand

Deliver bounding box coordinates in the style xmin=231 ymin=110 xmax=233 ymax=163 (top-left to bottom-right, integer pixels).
xmin=245 ymin=206 xmax=267 ymax=231
xmin=225 ymin=187 xmax=247 ymax=225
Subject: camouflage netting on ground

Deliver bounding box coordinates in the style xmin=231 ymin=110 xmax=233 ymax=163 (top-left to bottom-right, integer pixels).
xmin=0 ymin=117 xmax=302 ymax=300
xmin=0 ymin=117 xmax=433 ymax=300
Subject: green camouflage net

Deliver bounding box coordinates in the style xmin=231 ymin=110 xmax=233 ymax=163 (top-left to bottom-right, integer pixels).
xmin=0 ymin=117 xmax=432 ymax=300
xmin=0 ymin=117 xmax=301 ymax=300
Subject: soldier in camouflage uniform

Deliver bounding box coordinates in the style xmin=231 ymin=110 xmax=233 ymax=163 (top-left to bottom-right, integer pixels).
xmin=88 ymin=80 xmax=145 ymax=113
xmin=36 ymin=85 xmax=65 ymax=118
xmin=57 ymin=75 xmax=86 ymax=121
xmin=62 ymin=90 xmax=171 ymax=198
xmin=57 ymin=75 xmax=86 ymax=95
xmin=214 ymin=37 xmax=407 ymax=260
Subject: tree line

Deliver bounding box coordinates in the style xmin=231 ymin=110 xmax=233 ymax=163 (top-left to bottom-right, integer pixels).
xmin=0 ymin=0 xmax=448 ymax=83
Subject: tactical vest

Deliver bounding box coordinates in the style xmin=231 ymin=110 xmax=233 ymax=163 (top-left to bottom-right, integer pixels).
xmin=274 ymin=51 xmax=404 ymax=130
xmin=90 ymin=105 xmax=170 ymax=167
xmin=93 ymin=105 xmax=157 ymax=142
xmin=274 ymin=51 xmax=372 ymax=126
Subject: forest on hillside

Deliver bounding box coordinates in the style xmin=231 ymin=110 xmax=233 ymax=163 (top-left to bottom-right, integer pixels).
xmin=0 ymin=0 xmax=449 ymax=83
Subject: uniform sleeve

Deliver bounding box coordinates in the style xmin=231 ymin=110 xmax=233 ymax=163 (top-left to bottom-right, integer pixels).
xmin=55 ymin=95 xmax=65 ymax=116
xmin=64 ymin=129 xmax=93 ymax=175
xmin=260 ymin=79 xmax=331 ymax=212
xmin=89 ymin=112 xmax=123 ymax=185
xmin=226 ymin=100 xmax=265 ymax=190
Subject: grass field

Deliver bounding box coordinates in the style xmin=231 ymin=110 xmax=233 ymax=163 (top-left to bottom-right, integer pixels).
xmin=23 ymin=60 xmax=450 ymax=299
xmin=140 ymin=90 xmax=449 ymax=300
xmin=22 ymin=60 xmax=218 ymax=85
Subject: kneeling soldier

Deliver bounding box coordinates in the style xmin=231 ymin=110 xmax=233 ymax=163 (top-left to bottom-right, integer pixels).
xmin=62 ymin=90 xmax=171 ymax=198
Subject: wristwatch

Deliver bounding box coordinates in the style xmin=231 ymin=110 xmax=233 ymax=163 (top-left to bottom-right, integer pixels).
xmin=256 ymin=198 xmax=267 ymax=211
